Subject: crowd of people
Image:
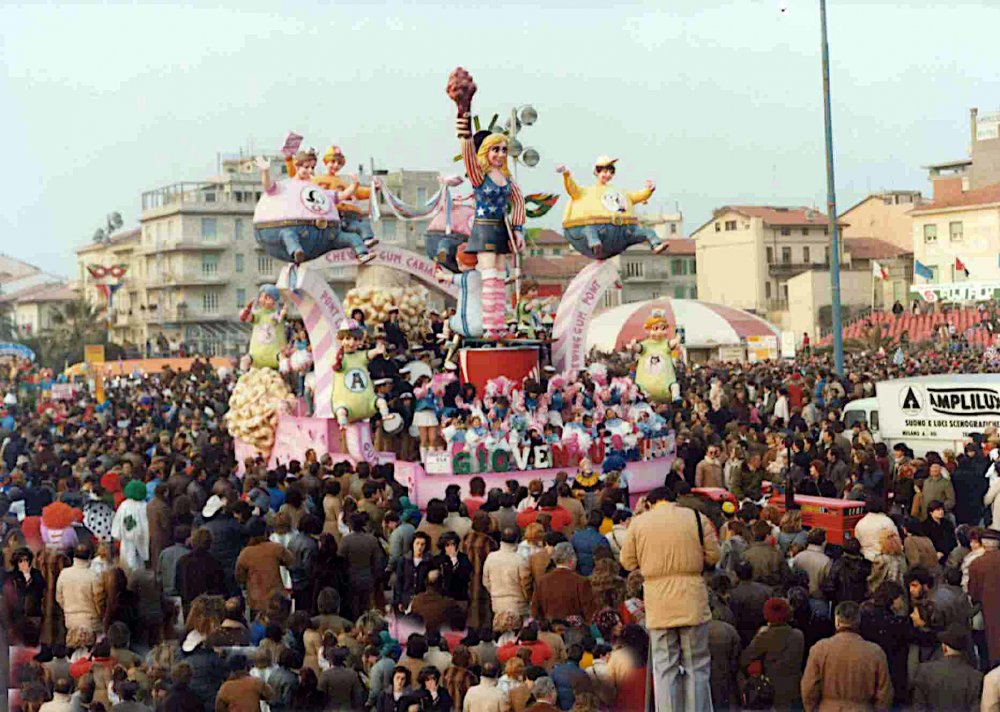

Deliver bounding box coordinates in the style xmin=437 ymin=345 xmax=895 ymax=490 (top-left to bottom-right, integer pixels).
xmin=2 ymin=327 xmax=1000 ymax=712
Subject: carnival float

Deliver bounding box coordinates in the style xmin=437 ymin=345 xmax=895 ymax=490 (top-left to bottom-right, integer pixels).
xmin=227 ymin=67 xmax=693 ymax=506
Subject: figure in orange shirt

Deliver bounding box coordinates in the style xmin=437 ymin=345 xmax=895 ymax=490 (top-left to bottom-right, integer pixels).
xmin=285 ymin=145 xmax=379 ymax=250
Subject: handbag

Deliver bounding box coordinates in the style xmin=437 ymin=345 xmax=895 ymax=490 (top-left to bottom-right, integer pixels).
xmin=742 ymin=674 xmax=776 ymax=710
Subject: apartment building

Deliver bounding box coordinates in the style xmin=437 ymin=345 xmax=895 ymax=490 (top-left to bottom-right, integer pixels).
xmin=76 ymin=155 xmax=442 ymax=356
xmin=910 ymin=182 xmax=1000 ymax=291
xmin=618 ymin=240 xmax=697 ymax=303
xmin=693 ymin=205 xmax=841 ymax=313
xmin=839 ymin=190 xmax=923 ymax=252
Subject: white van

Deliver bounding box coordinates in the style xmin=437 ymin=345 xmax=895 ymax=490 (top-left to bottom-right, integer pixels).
xmin=843 ymin=374 xmax=1000 ymax=456
xmin=842 ymin=397 xmax=880 ymax=440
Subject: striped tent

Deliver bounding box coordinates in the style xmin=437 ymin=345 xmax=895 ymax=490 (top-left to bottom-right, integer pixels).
xmin=587 ymin=298 xmax=779 ymax=352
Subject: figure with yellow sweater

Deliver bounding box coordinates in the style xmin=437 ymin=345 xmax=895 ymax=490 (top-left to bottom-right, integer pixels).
xmin=555 ymin=156 xmax=668 ymax=260
xmin=285 ymin=145 xmax=380 ymax=253
xmin=254 ymin=151 xmax=365 ymax=266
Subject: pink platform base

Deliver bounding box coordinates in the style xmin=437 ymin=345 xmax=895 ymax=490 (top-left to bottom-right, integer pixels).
xmin=399 ymin=454 xmax=675 ymax=509
xmin=236 ymin=416 xmax=673 ymax=511
xmin=235 ymin=417 xmax=390 ymax=473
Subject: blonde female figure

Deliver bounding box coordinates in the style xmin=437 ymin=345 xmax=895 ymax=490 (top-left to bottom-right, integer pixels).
xmin=448 ymin=68 xmax=527 ymax=339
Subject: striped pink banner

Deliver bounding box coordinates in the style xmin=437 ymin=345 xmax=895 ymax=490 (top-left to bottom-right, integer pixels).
xmin=277 ymin=264 xmax=346 ymax=418
xmin=551 ymin=260 xmax=620 ymax=373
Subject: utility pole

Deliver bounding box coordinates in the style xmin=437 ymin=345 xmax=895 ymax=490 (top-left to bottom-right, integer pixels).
xmin=820 ymin=0 xmax=845 ymax=375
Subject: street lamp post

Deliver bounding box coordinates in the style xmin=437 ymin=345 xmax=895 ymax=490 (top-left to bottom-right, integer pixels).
xmin=503 ymin=105 xmax=539 ymax=308
xmin=819 ymin=0 xmax=845 ymax=375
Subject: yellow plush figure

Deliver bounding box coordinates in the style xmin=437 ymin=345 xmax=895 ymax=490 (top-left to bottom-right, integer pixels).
xmin=632 ymin=310 xmax=680 ymax=403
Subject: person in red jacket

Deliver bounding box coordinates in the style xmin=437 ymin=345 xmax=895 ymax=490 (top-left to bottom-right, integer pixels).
xmin=787 ymin=372 xmax=805 ymax=410
xmin=516 ymin=490 xmax=572 ymax=533
xmin=497 ymin=622 xmax=553 ymax=668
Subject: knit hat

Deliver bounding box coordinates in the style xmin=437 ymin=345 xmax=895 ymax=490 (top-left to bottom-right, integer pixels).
xmin=100 ymin=472 xmax=121 ymax=493
xmin=593 ymin=608 xmax=623 ymax=641
xmin=123 ymin=480 xmax=147 ymax=502
xmin=763 ymin=598 xmax=791 ymax=625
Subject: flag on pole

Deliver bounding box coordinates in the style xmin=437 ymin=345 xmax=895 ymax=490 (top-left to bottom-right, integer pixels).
xmin=914 ymin=260 xmax=934 ymax=281
xmin=872 ymin=260 xmax=889 ymax=281
xmin=955 ymin=256 xmax=970 ymax=277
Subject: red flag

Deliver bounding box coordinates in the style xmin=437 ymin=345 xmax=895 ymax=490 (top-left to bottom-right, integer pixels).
xmin=956 ymin=257 xmax=970 ymax=277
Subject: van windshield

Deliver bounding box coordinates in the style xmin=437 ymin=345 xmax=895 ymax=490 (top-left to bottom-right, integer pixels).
xmin=843 ymin=409 xmax=868 ymax=429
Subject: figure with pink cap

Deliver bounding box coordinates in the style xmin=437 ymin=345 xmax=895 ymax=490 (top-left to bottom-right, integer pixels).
xmin=332 ymin=318 xmax=391 ymax=428
xmin=555 ymin=155 xmax=667 ymax=260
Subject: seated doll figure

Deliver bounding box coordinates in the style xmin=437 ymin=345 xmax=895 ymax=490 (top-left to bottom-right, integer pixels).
xmin=556 ymin=156 xmax=668 ymax=260
xmin=253 ymin=152 xmax=373 ymax=266
xmin=286 ymin=144 xmax=380 ymax=254
xmin=425 ymin=186 xmax=474 ymax=272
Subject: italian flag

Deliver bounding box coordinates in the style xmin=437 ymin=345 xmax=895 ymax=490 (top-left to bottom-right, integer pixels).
xmin=872 ymin=260 xmax=889 ymax=281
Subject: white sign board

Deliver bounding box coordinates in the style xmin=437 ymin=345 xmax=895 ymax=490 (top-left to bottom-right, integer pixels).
xmin=50 ymin=383 xmax=75 ymax=401
xmin=911 ymin=281 xmax=1000 ymax=303
xmin=976 ymin=112 xmax=1000 ymax=141
xmin=423 ymin=450 xmax=453 ymax=475
xmin=717 ymin=345 xmax=745 ymax=363
xmin=876 ymin=377 xmax=1000 ymax=443
xmin=780 ymin=331 xmax=797 ymax=359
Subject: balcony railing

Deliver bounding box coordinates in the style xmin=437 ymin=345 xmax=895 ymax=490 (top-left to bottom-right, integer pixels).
xmin=766 ymin=298 xmax=789 ymax=311
xmin=141 ymin=182 xmax=260 ymax=212
xmin=145 ymin=274 xmax=227 ymax=288
xmin=767 ymin=261 xmax=817 ymax=276
xmin=140 ymin=306 xmax=226 ymax=323
xmin=140 ymin=240 xmax=229 ymax=254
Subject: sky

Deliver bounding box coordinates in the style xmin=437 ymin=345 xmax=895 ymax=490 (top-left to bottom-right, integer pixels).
xmin=2 ymin=0 xmax=999 ymax=277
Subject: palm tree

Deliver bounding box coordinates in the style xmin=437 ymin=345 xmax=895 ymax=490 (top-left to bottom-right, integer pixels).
xmin=40 ymin=298 xmax=108 ymax=368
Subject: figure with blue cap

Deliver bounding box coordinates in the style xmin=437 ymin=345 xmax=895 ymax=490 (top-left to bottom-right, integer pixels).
xmin=239 ymin=284 xmax=287 ymax=369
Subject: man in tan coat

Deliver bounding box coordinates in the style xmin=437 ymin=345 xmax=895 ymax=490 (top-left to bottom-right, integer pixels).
xmin=620 ymin=486 xmax=719 ymax=711
xmin=55 ymin=544 xmax=105 ymax=648
xmin=801 ymin=601 xmax=893 ymax=711
xmin=146 ymin=483 xmax=173 ymax=565
xmin=694 ymin=445 xmax=724 ymax=489
xmin=482 ymin=528 xmax=531 ymax=616
xmin=235 ymin=519 xmax=293 ymax=615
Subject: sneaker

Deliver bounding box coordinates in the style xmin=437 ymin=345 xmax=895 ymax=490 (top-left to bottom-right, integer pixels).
xmin=364 ymin=238 xmax=380 ymax=249
xmin=357 ymin=252 xmax=377 ymax=265
xmin=652 ymin=242 xmax=669 ymax=255
xmin=292 ymin=249 xmax=306 ymax=265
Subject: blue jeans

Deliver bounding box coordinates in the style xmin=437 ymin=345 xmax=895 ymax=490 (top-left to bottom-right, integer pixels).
xmin=425 ymin=231 xmax=465 ymax=271
xmin=255 ymin=223 xmax=366 ymax=262
xmin=341 ymin=213 xmax=375 ymax=242
xmin=649 ymin=622 xmax=712 ymax=712
xmin=565 ymin=223 xmax=662 ymax=259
